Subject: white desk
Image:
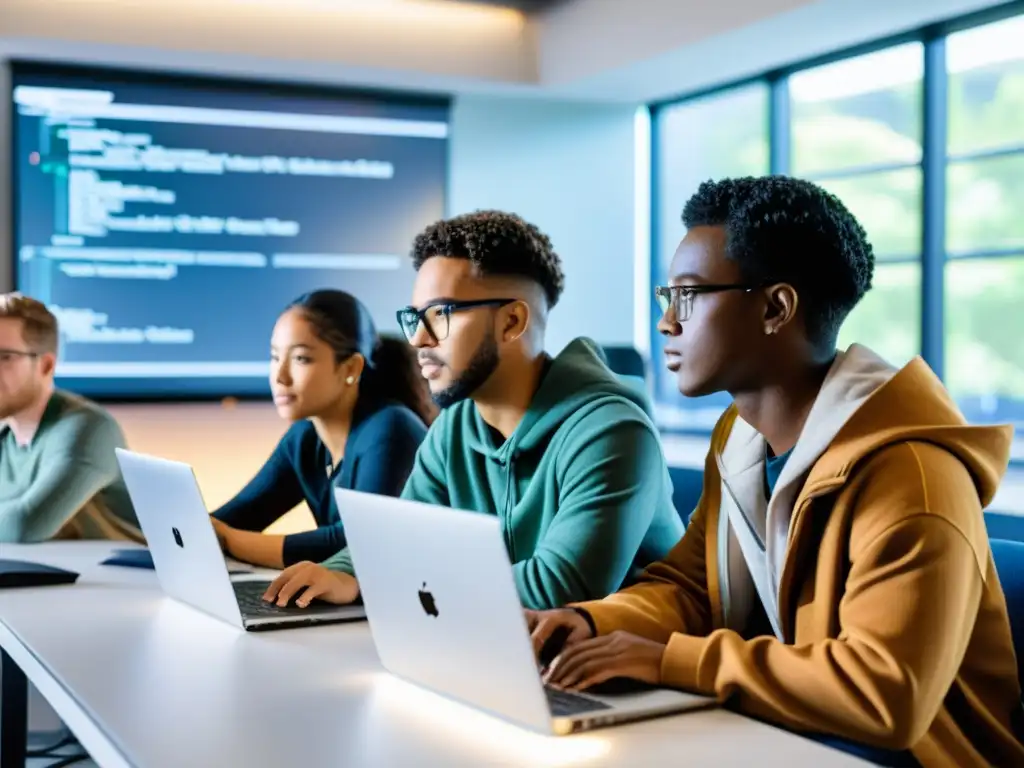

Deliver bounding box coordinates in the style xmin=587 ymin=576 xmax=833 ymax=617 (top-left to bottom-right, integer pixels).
xmin=0 ymin=542 xmax=868 ymax=767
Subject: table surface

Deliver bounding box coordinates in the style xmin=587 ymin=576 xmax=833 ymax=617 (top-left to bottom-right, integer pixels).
xmin=0 ymin=542 xmax=869 ymax=767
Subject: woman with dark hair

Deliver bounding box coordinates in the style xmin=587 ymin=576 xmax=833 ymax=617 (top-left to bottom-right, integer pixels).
xmin=209 ymin=289 xmax=435 ymax=568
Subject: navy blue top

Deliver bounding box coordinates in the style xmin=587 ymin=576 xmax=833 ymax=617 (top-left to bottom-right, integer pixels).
xmin=764 ymin=448 xmax=793 ymax=497
xmin=213 ymin=403 xmax=427 ymax=566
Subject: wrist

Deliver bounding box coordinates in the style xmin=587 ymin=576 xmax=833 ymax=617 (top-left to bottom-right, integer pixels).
xmin=570 ymin=607 xmax=597 ymax=638
xmin=334 ymin=571 xmax=361 ymax=603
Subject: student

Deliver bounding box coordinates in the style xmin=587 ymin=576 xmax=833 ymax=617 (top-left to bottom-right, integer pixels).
xmin=0 ymin=293 xmax=143 ymax=543
xmin=529 ymin=177 xmax=1024 ymax=768
xmin=264 ymin=210 xmax=684 ymax=609
xmin=209 ymin=290 xmax=434 ymax=568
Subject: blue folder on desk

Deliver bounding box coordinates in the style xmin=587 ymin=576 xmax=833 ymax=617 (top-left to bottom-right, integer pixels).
xmin=101 ymin=548 xmax=251 ymax=575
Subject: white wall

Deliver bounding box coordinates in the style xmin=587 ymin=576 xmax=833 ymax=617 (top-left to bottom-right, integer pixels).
xmin=447 ymin=95 xmax=639 ymax=354
xmin=5 ymin=94 xmax=639 ymax=535
xmin=1 ymin=93 xmax=642 ymax=515
xmin=111 ymin=94 xmax=640 ymax=511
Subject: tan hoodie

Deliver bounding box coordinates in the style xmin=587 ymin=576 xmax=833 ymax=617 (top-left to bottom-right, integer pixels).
xmin=577 ymin=346 xmax=1023 ymax=767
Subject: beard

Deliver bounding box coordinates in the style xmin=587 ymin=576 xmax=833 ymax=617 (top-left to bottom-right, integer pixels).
xmin=431 ymin=334 xmax=500 ymax=409
xmin=0 ymin=380 xmax=40 ymax=420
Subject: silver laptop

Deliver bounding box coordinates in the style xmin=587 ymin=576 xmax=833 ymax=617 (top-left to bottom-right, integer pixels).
xmin=115 ymin=448 xmax=365 ymax=631
xmin=336 ymin=488 xmax=717 ymax=735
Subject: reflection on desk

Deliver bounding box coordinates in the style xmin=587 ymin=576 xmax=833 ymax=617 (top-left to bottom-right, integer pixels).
xmin=0 ymin=542 xmax=870 ymax=767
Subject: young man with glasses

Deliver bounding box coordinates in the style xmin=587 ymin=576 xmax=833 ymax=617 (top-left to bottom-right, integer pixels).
xmin=264 ymin=210 xmax=684 ymax=610
xmin=528 ymin=177 xmax=1023 ymax=767
xmin=0 ymin=293 xmax=143 ymax=542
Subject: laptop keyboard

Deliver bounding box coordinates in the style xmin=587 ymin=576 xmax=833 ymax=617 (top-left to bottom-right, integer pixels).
xmin=544 ymin=687 xmax=613 ymax=717
xmin=232 ymin=580 xmax=340 ymax=617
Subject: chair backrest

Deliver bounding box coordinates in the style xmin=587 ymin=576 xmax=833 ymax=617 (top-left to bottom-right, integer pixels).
xmin=668 ymin=466 xmax=704 ymax=525
xmin=986 ymin=511 xmax=1024 ymax=543
xmin=990 ymin=538 xmax=1024 ymax=692
xmin=602 ymin=346 xmax=646 ymax=379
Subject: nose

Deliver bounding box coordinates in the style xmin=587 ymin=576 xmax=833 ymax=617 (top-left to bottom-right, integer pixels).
xmin=656 ymin=307 xmax=682 ymax=337
xmin=274 ymin=359 xmax=292 ymax=385
xmin=408 ymin=322 xmax=435 ymax=349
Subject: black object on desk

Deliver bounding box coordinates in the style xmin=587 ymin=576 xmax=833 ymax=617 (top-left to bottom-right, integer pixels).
xmin=0 ymin=559 xmax=79 ymax=768
xmin=0 ymin=559 xmax=80 ymax=589
xmin=100 ymin=548 xmax=158 ymax=570
xmin=101 ymin=548 xmax=252 ymax=575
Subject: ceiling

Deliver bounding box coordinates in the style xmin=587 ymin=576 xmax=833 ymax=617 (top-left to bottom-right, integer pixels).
xmin=1 ymin=0 xmax=1003 ymax=103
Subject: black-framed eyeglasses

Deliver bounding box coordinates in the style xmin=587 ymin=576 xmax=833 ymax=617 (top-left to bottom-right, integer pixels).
xmin=396 ymin=299 xmax=517 ymax=342
xmin=654 ymin=284 xmax=762 ymax=323
xmin=0 ymin=348 xmax=39 ymax=365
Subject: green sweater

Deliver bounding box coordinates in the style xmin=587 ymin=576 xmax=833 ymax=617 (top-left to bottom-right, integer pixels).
xmin=324 ymin=338 xmax=684 ymax=609
xmin=0 ymin=390 xmax=142 ymax=543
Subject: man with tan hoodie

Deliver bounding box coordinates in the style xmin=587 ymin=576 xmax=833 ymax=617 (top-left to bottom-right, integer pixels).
xmin=529 ymin=177 xmax=1023 ymax=767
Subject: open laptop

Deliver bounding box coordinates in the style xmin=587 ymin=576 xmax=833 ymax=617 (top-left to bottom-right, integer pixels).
xmin=335 ymin=488 xmax=717 ymax=735
xmin=115 ymin=448 xmax=365 ymax=631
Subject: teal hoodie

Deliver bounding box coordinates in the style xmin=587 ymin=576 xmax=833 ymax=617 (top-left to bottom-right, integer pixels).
xmin=323 ymin=338 xmax=684 ymax=610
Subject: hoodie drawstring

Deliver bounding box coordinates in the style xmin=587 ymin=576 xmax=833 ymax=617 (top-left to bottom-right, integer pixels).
xmin=500 ymin=454 xmax=517 ymax=562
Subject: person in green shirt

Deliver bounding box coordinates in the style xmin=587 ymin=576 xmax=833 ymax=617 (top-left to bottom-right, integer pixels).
xmin=264 ymin=210 xmax=684 ymax=610
xmin=0 ymin=293 xmax=142 ymax=543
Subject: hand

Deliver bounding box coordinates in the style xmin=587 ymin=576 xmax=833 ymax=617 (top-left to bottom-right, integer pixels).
xmin=542 ymin=631 xmax=666 ymax=691
xmin=263 ymin=562 xmax=359 ymax=608
xmin=209 ymin=517 xmax=232 ymax=552
xmin=527 ymin=608 xmax=594 ymax=665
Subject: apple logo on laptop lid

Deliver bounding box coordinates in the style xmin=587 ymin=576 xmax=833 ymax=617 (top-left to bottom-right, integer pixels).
xmin=418 ymin=582 xmax=438 ymax=617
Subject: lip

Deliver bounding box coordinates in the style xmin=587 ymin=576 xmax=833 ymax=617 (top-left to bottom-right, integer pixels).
xmin=273 ymin=394 xmax=297 ymax=406
xmin=420 ymin=363 xmax=442 ymax=380
xmin=664 ymin=351 xmax=682 ymax=372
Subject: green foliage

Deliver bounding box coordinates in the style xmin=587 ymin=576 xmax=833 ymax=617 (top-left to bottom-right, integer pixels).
xmin=796 ymin=58 xmax=1024 ymax=399
xmin=656 ymin=42 xmax=1024 ymax=412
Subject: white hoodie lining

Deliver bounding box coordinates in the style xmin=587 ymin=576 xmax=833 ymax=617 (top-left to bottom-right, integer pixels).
xmin=715 ymin=345 xmax=900 ymax=640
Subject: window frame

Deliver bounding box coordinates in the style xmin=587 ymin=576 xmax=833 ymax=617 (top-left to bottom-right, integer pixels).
xmin=648 ymin=1 xmax=1024 ymax=466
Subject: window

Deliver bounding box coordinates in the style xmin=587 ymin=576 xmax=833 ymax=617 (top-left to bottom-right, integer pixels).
xmin=652 ymin=85 xmax=769 ymax=428
xmin=790 ymin=46 xmax=923 ymax=176
xmin=790 ymin=44 xmax=924 ymax=368
xmin=945 ymin=16 xmax=1024 ymax=458
xmin=649 ymin=11 xmax=1024 ymax=464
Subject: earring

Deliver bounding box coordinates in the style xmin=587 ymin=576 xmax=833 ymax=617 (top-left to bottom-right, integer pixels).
xmin=345 ymin=376 xmax=355 ymax=385
xmin=765 ymin=327 xmax=775 ymax=336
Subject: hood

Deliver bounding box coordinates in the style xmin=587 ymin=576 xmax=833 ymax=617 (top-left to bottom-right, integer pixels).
xmin=714 ymin=344 xmax=1013 ymax=639
xmin=463 ymin=337 xmax=653 ymax=461
xmin=799 ymin=345 xmax=1013 ymax=507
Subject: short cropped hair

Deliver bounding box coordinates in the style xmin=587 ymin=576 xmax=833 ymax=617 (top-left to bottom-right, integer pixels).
xmin=0 ymin=293 xmax=59 ymax=354
xmin=410 ymin=210 xmax=565 ymax=308
xmin=682 ymin=176 xmax=875 ymax=347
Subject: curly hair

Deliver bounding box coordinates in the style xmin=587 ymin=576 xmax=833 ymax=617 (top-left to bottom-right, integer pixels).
xmin=682 ymin=176 xmax=874 ymax=347
xmin=410 ymin=210 xmax=565 ymax=308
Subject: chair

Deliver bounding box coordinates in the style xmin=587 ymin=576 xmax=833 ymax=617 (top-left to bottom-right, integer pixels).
xmin=986 ymin=511 xmax=1024 ymax=544
xmin=990 ymin=538 xmax=1024 ymax=692
xmin=668 ymin=466 xmax=703 ymax=525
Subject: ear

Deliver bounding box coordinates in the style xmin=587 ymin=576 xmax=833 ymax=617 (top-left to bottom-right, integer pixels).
xmin=763 ymin=283 xmax=799 ymax=336
xmin=340 ymin=353 xmax=366 ymax=384
xmin=500 ymin=301 xmax=530 ymax=344
xmin=38 ymin=352 xmax=57 ymax=378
